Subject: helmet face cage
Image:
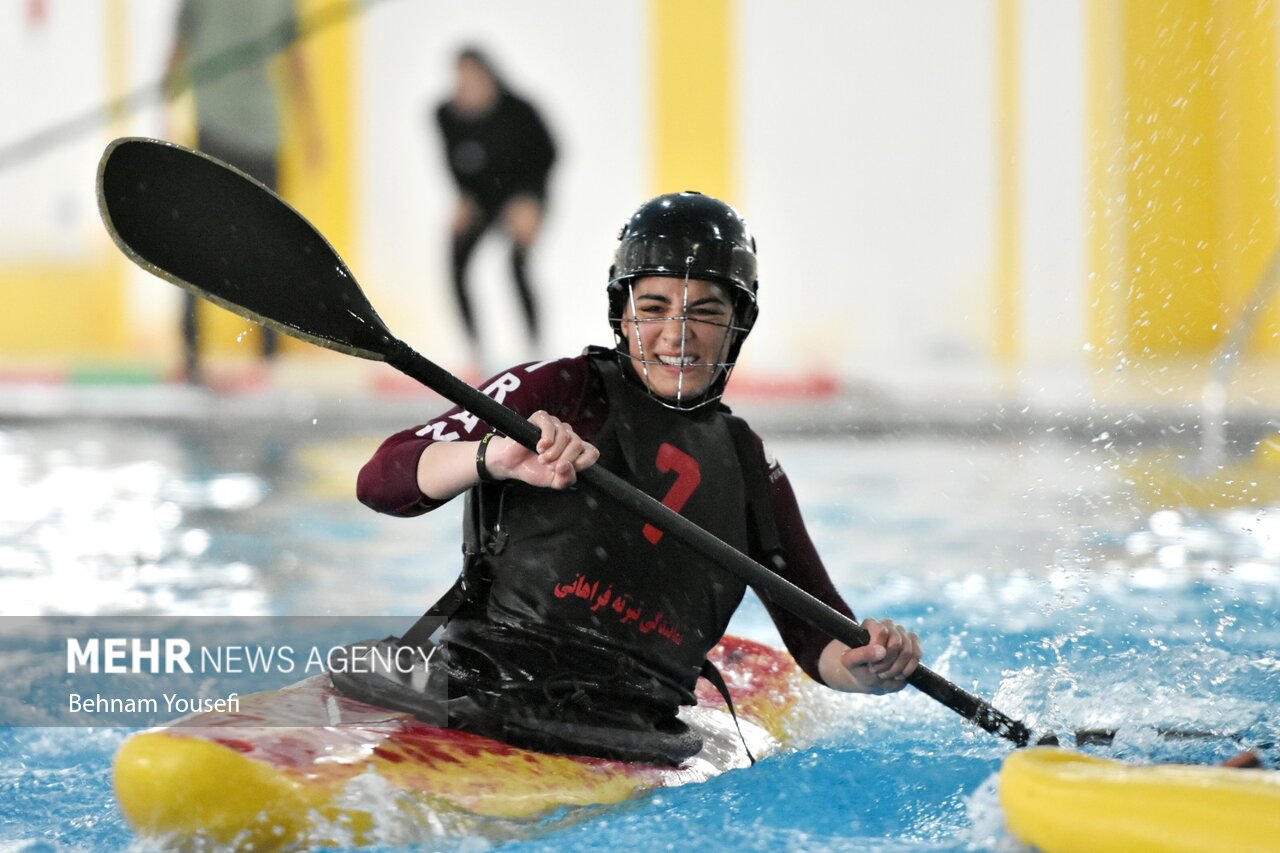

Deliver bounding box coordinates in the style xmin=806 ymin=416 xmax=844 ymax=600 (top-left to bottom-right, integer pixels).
xmin=605 ymin=192 xmax=760 ymax=411
xmin=610 ymin=268 xmax=755 ymax=410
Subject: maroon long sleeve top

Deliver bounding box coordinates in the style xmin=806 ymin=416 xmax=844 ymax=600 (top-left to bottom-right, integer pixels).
xmin=357 ymin=355 xmax=856 ymax=684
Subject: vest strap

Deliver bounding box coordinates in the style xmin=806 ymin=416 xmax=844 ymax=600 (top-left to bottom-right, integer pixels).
xmin=699 ymin=658 xmax=756 ymax=765
xmin=398 ymin=570 xmax=470 ymax=654
xmin=723 ymin=414 xmax=782 ymax=556
xmin=399 ymin=487 xmax=496 ymax=654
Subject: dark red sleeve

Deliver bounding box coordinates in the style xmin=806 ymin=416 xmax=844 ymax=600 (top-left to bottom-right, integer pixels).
xmin=746 ymin=436 xmax=857 ymax=686
xmin=356 ymin=356 xmax=599 ymax=516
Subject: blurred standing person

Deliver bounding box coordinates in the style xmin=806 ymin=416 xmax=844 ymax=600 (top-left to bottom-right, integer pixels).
xmin=166 ymin=0 xmax=323 ymax=385
xmin=435 ymin=47 xmax=557 ymax=372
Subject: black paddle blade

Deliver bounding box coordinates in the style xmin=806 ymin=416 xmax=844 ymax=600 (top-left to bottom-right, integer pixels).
xmin=97 ymin=137 xmax=394 ymax=361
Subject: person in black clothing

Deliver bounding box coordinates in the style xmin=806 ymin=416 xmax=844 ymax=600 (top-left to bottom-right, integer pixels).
xmin=435 ymin=47 xmax=556 ymax=364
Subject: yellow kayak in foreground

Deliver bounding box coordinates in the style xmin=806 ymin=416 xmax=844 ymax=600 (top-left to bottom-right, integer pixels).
xmin=114 ymin=636 xmax=800 ymax=851
xmin=1000 ymin=746 xmax=1280 ymax=853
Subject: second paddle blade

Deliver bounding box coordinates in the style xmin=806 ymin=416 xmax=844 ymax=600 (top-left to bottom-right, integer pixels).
xmin=97 ymin=137 xmax=394 ymax=361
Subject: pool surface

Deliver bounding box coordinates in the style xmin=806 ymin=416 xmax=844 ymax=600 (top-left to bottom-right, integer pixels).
xmin=2 ymin=418 xmax=1277 ymax=851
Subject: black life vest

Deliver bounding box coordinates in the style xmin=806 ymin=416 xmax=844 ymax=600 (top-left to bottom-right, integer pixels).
xmin=441 ymin=350 xmax=752 ymax=721
xmin=353 ymin=349 xmax=786 ymax=764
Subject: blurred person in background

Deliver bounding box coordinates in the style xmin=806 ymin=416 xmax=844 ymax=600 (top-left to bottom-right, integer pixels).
xmin=166 ymin=0 xmax=323 ymax=386
xmin=435 ymin=47 xmax=556 ymax=373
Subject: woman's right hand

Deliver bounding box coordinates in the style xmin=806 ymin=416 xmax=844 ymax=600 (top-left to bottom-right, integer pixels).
xmin=482 ymin=411 xmax=599 ymax=490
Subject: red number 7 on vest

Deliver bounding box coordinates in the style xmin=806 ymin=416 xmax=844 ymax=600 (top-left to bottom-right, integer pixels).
xmin=643 ymin=443 xmax=701 ymax=544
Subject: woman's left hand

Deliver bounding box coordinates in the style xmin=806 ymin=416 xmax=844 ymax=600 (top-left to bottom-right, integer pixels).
xmin=817 ymin=618 xmax=922 ymax=695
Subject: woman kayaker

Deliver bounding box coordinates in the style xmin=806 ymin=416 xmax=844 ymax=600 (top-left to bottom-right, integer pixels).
xmin=354 ymin=191 xmax=922 ymax=764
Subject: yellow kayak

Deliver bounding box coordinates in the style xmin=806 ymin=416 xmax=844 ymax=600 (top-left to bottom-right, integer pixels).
xmin=114 ymin=635 xmax=800 ymax=850
xmin=1000 ymin=746 xmax=1280 ymax=853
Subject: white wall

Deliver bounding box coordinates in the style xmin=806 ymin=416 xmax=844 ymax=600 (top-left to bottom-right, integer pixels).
xmin=740 ymin=1 xmax=1000 ymax=391
xmin=1019 ymin=0 xmax=1087 ymax=399
xmin=0 ymin=0 xmax=1092 ymax=398
xmin=0 ymin=0 xmax=113 ymax=259
xmin=355 ymin=1 xmax=1089 ymax=396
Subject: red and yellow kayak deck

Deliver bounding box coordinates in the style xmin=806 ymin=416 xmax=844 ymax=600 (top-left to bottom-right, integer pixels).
xmin=114 ymin=636 xmax=802 ymax=850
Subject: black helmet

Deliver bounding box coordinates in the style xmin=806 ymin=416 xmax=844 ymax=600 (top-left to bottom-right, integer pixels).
xmin=607 ymin=192 xmax=759 ymax=408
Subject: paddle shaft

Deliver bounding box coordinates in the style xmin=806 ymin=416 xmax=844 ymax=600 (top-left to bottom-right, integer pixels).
xmin=96 ymin=137 xmax=1041 ymax=748
xmin=386 ymin=341 xmax=1038 ymax=747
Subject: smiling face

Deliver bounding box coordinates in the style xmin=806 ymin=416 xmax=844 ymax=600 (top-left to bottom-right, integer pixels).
xmin=619 ymin=276 xmax=736 ymax=403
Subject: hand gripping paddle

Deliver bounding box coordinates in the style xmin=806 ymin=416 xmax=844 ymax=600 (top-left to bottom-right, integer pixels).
xmin=97 ymin=137 xmax=1054 ymax=748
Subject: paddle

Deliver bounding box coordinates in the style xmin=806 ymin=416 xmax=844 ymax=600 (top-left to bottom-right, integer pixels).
xmin=96 ymin=137 xmax=1054 ymax=748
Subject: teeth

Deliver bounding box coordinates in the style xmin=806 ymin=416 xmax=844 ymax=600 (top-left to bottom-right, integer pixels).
xmin=658 ymin=355 xmax=696 ymax=366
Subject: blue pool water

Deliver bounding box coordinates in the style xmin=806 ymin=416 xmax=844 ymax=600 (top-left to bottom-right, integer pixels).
xmin=2 ymin=418 xmax=1278 ymax=851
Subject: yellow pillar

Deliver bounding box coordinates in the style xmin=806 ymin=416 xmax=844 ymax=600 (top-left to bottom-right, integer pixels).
xmin=994 ymin=0 xmax=1021 ymax=370
xmin=1125 ymin=0 xmax=1222 ymax=356
xmin=280 ymin=0 xmax=356 ymax=262
xmin=1085 ymin=0 xmax=1130 ymax=364
xmin=1088 ymin=0 xmax=1279 ymax=361
xmin=650 ymin=0 xmax=735 ymax=202
xmin=1212 ymin=0 xmax=1279 ymax=355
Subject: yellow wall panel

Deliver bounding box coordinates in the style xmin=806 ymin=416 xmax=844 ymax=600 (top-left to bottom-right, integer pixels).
xmin=1122 ymin=0 xmax=1222 ymax=356
xmin=1212 ymin=0 xmax=1279 ymax=355
xmin=1086 ymin=0 xmax=1130 ymax=363
xmin=994 ymin=0 xmax=1021 ymax=369
xmin=651 ymin=0 xmax=735 ymax=203
xmin=1094 ymin=0 xmax=1279 ymax=359
xmin=1 ymin=263 xmax=126 ymax=357
xmin=280 ymin=0 xmax=356 ymax=261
